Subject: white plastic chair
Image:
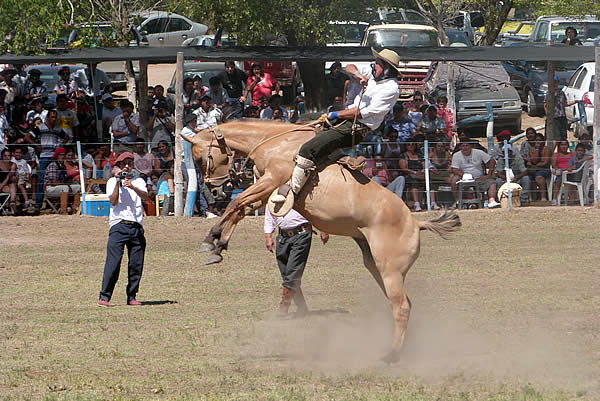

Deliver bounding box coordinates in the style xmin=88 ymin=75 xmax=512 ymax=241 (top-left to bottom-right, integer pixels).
xmin=0 ymin=192 xmax=10 ymax=215
xmin=557 ymin=160 xmax=592 ymax=206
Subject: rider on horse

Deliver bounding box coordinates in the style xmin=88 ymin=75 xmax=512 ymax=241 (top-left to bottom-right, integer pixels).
xmin=271 ymin=48 xmax=402 ymax=204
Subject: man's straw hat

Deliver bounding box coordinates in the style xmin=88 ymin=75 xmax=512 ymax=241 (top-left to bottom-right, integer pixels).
xmin=371 ymin=47 xmax=403 ymax=72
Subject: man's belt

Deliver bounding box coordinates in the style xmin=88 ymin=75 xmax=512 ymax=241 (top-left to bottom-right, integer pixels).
xmin=120 ymin=220 xmax=141 ymax=227
xmin=279 ymin=223 xmax=312 ymax=238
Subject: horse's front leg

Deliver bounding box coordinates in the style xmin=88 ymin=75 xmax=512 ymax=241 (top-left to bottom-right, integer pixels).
xmin=204 ymin=174 xmax=279 ymax=265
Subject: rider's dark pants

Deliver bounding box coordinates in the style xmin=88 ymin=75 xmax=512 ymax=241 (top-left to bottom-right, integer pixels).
xmin=298 ymin=120 xmax=357 ymax=163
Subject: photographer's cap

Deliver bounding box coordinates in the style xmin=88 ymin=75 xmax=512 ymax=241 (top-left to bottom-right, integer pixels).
xmin=115 ymin=152 xmax=134 ymax=164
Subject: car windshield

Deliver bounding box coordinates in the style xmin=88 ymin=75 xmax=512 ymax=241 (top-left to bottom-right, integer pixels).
xmin=331 ymin=24 xmax=368 ymax=44
xmin=445 ymin=31 xmax=471 ymax=46
xmin=528 ymin=60 xmax=583 ymax=71
xmin=550 ymin=22 xmax=600 ymax=43
xmin=365 ymin=29 xmax=439 ymax=47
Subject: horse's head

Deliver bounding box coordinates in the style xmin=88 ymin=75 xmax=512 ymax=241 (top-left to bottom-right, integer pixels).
xmin=184 ymin=126 xmax=237 ymax=201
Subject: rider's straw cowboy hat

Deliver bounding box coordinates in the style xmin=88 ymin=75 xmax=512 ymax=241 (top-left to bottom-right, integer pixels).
xmin=371 ymin=47 xmax=404 ymax=73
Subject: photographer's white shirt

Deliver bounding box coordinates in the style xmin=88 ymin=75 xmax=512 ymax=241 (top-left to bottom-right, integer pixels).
xmin=106 ymin=176 xmax=147 ymax=227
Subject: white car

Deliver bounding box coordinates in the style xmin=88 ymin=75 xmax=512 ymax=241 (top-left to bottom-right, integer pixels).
xmin=134 ymin=12 xmax=208 ymax=46
xmin=563 ymin=62 xmax=595 ymax=136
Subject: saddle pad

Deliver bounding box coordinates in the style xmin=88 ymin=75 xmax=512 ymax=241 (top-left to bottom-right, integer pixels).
xmin=336 ymin=155 xmax=367 ymax=171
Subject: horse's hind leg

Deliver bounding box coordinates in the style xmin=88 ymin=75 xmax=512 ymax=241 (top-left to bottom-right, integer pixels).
xmin=199 ymin=223 xmax=223 ymax=253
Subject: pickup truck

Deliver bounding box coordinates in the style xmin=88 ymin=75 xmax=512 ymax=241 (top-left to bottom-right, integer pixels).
xmin=499 ymin=15 xmax=600 ymax=46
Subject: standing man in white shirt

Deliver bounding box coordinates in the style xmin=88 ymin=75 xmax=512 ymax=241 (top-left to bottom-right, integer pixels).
xmin=98 ymin=152 xmax=149 ymax=307
xmin=111 ymin=100 xmax=140 ymax=150
xmin=264 ymin=208 xmax=329 ymax=316
xmin=272 ymin=48 xmax=402 ymax=203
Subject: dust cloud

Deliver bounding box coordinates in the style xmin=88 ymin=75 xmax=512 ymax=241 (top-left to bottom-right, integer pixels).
xmin=244 ymin=284 xmax=597 ymax=394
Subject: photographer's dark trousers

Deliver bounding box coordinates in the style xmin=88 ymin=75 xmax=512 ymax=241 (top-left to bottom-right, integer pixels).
xmin=298 ymin=120 xmax=360 ymax=163
xmin=276 ymin=229 xmax=312 ymax=290
xmin=99 ymin=221 xmax=146 ymax=302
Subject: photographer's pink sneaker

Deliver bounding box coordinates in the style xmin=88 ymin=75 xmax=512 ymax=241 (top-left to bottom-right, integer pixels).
xmin=97 ymin=299 xmax=110 ymax=307
xmin=127 ymin=299 xmax=142 ymax=306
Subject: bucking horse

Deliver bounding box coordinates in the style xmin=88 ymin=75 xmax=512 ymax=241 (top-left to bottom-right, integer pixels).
xmin=183 ymin=119 xmax=461 ymax=362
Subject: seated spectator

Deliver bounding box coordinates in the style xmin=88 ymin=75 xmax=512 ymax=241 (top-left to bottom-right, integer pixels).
xmin=193 ymin=75 xmax=208 ymax=99
xmin=289 ymin=95 xmax=305 ymax=123
xmin=327 ymin=96 xmax=345 ymax=113
xmin=54 ymin=66 xmax=75 ymax=96
xmin=363 ymin=155 xmax=390 ymax=186
xmin=101 ymin=94 xmax=122 ymax=134
xmin=183 ymin=77 xmax=199 ymax=116
xmin=111 ymin=100 xmax=139 ymax=148
xmin=404 ymin=91 xmax=426 ymax=114
xmin=25 ymin=98 xmax=46 ymax=125
xmin=146 ymin=86 xmax=155 ymax=118
xmin=384 ymin=103 xmax=417 ymax=143
xmin=490 ymin=130 xmax=517 ymax=160
xmin=154 ymin=140 xmax=174 ymax=174
xmin=0 ymin=148 xmax=17 ymax=214
xmin=272 ymin=108 xmax=284 ymax=120
xmin=428 ymin=141 xmax=451 ymax=197
xmin=152 ymin=84 xmax=174 ymax=115
xmin=550 ymin=140 xmax=573 ymax=205
xmin=258 ymin=95 xmax=270 ymax=115
xmin=361 ymin=132 xmax=383 ymax=158
xmin=436 ymin=95 xmax=454 ymax=137
xmin=418 ymin=105 xmax=446 ymax=141
xmin=43 ymin=147 xmax=81 ymax=214
xmin=260 ymin=94 xmax=289 ymax=121
xmin=398 ymin=141 xmax=427 ymax=211
xmin=577 ymin=132 xmax=593 ymax=151
xmin=64 ymin=148 xmax=82 ymax=183
xmin=56 ymin=94 xmax=79 ymax=140
xmin=156 ymin=160 xmax=175 ymax=216
xmin=133 ymin=138 xmax=155 ymax=180
xmin=243 ymin=105 xmax=260 ymax=118
xmin=194 ymin=94 xmax=223 ymax=130
xmin=81 ymin=143 xmax=98 ymax=179
xmin=382 ymin=129 xmax=403 ymax=175
xmin=147 ymin=171 xmax=159 ymax=199
xmin=206 ymin=76 xmax=231 ymax=110
xmin=451 ymin=131 xmax=487 ymax=155
xmin=148 ymin=101 xmax=175 ymax=152
xmin=566 ymin=143 xmax=593 ymax=183
xmin=244 ymin=62 xmax=279 ymax=106
xmin=527 ymin=133 xmax=552 ymax=201
xmin=495 ymin=145 xmax=531 ymax=206
xmin=520 ymin=127 xmax=537 ymax=165
xmin=95 ymin=144 xmax=116 ymax=178
xmin=11 ymin=145 xmax=32 ymax=210
xmin=23 ymin=68 xmax=47 ymax=102
xmin=451 ymin=140 xmax=500 ymax=208
xmin=325 ymin=61 xmax=349 ymax=105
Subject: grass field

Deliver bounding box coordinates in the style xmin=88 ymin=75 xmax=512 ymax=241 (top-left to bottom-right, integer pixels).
xmin=1 ymin=208 xmax=599 ymax=400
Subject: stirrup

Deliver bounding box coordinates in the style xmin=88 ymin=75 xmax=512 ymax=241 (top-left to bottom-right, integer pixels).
xmin=268 ymin=184 xmax=294 ymax=217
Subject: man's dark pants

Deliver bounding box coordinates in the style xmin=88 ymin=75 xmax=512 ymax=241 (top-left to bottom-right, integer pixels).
xmin=100 ymin=222 xmax=146 ymax=301
xmin=298 ymin=120 xmax=357 ymax=162
xmin=276 ymin=231 xmax=312 ymax=290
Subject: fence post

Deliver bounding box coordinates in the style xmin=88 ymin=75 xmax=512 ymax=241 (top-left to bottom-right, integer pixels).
xmin=504 ymin=139 xmax=512 ymax=211
xmin=174 ymin=52 xmax=185 ymax=216
xmin=424 ymin=140 xmax=431 ymax=212
xmin=594 ymin=47 xmax=600 ymax=207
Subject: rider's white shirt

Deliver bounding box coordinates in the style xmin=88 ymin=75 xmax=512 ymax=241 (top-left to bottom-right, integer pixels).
xmin=351 ymin=66 xmax=399 ymax=130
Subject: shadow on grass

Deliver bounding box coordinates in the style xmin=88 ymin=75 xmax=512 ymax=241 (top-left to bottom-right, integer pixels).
xmin=293 ymin=308 xmax=350 ymax=318
xmin=140 ymin=300 xmax=178 ymax=306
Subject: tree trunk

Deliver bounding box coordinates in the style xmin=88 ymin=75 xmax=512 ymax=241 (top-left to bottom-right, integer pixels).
xmin=480 ymin=0 xmax=513 ymax=46
xmin=297 ymin=61 xmax=326 ymax=112
xmin=124 ymin=60 xmax=137 ymax=107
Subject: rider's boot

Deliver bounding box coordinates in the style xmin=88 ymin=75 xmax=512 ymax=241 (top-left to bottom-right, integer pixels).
xmin=271 ymin=155 xmax=315 ymax=203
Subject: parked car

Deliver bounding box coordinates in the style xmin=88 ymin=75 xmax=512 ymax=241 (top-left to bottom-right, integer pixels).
xmin=444 ymin=29 xmax=473 ymax=47
xmin=563 ymin=62 xmax=595 ymax=136
xmin=502 ymin=55 xmax=582 ymax=116
xmin=133 ymin=12 xmax=208 ymax=46
xmin=166 ymin=62 xmax=225 ymax=101
xmin=182 ymin=34 xmax=236 ymax=47
xmin=499 ymin=15 xmax=600 ymax=46
xmin=374 ymin=8 xmax=428 ymax=25
xmin=443 ymin=11 xmax=485 ymax=44
xmin=25 ymin=64 xmax=87 ymax=108
xmin=361 ymin=24 xmax=441 ymax=97
xmin=424 ymin=61 xmax=522 ymax=135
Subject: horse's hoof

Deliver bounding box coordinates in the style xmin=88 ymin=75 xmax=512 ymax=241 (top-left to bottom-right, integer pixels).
xmin=204 ymin=254 xmax=223 ymax=265
xmin=199 ymin=243 xmax=215 ymax=253
xmin=381 ymin=350 xmax=400 ymax=364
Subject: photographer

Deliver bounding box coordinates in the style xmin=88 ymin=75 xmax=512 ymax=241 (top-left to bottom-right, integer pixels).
xmin=98 ymin=152 xmax=149 ymax=308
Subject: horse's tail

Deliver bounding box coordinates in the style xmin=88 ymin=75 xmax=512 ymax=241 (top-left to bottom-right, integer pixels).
xmin=417 ymin=210 xmax=461 ymax=239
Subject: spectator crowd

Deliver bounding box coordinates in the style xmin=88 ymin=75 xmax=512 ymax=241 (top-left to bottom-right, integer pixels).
xmin=0 ymin=60 xmax=594 ymax=216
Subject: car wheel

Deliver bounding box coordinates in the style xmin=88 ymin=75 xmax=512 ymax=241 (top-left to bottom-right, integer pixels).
xmin=527 ymin=90 xmax=539 ymax=117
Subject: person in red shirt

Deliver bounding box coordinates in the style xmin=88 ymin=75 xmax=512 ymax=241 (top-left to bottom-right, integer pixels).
xmin=244 ymin=63 xmax=280 ymax=106
xmin=436 ymin=96 xmax=454 ymax=138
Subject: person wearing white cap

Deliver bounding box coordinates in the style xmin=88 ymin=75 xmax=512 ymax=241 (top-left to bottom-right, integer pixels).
xmin=271 ymin=48 xmax=401 ymax=204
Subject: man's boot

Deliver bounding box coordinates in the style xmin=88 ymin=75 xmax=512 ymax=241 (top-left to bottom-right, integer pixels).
xmin=272 ymin=155 xmax=315 ymax=203
xmin=59 ymin=191 xmax=69 ymax=215
xmin=278 ymin=287 xmax=294 ymax=316
xmin=292 ymin=287 xmax=309 ymax=317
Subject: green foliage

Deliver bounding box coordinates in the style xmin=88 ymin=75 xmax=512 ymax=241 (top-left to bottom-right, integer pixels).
xmin=536 ymin=0 xmax=600 ymax=17
xmin=0 ymin=0 xmax=69 ymax=54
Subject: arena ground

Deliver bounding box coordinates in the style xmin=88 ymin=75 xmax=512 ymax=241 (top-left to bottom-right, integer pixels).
xmin=1 ymin=208 xmax=598 ymax=400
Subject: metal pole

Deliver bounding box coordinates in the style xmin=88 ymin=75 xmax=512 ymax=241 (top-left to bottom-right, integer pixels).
xmin=485 ymin=102 xmax=494 ymax=152
xmin=594 ymin=48 xmax=600 ymax=207
xmin=424 ymin=139 xmax=431 ymax=212
xmin=138 ymin=60 xmax=148 ymax=142
xmin=447 ymin=62 xmax=456 ymax=130
xmin=504 ymin=139 xmax=512 ymax=211
xmin=86 ymin=63 xmax=101 ymax=142
xmin=76 ymin=141 xmax=86 ymax=215
xmin=547 ymin=61 xmax=556 ymax=149
xmin=174 ymin=52 xmax=185 ymax=216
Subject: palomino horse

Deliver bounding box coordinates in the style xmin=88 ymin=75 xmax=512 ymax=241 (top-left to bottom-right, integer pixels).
xmin=184 ymin=119 xmax=460 ymax=362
